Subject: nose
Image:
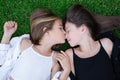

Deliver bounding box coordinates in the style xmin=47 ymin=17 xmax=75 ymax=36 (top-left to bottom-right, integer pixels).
xmin=63 ymin=30 xmax=66 ymax=39
xmin=63 ymin=30 xmax=66 ymax=35
xmin=65 ymin=34 xmax=68 ymax=39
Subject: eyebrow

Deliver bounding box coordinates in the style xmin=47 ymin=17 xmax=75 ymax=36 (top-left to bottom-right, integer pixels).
xmin=59 ymin=24 xmax=63 ymax=26
xmin=65 ymin=26 xmax=69 ymax=30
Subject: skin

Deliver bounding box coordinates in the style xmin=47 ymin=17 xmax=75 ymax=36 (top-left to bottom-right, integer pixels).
xmin=65 ymin=21 xmax=113 ymax=75
xmin=1 ymin=21 xmax=17 ymax=44
xmin=1 ymin=20 xmax=71 ymax=80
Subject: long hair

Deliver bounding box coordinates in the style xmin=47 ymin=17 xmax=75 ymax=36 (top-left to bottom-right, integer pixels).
xmin=66 ymin=4 xmax=100 ymax=40
xmin=30 ymin=9 xmax=58 ymax=45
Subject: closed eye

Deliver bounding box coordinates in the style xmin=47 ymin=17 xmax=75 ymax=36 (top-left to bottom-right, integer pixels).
xmin=59 ymin=27 xmax=64 ymax=30
xmin=66 ymin=30 xmax=69 ymax=33
xmin=59 ymin=24 xmax=63 ymax=27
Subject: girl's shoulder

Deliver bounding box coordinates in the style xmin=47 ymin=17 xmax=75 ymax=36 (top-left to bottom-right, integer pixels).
xmin=100 ymin=38 xmax=113 ymax=48
xmin=100 ymin=37 xmax=113 ymax=43
xmin=20 ymin=37 xmax=32 ymax=53
xmin=99 ymin=38 xmax=113 ymax=56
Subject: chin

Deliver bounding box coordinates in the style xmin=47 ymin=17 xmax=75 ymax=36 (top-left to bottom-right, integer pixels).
xmin=62 ymin=38 xmax=66 ymax=43
xmin=69 ymin=42 xmax=76 ymax=47
xmin=57 ymin=40 xmax=65 ymax=44
xmin=70 ymin=44 xmax=74 ymax=47
xmin=69 ymin=43 xmax=73 ymax=46
xmin=61 ymin=40 xmax=65 ymax=43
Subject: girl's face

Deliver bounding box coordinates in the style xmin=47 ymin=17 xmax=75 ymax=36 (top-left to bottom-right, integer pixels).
xmin=48 ymin=19 xmax=66 ymax=44
xmin=65 ymin=22 xmax=83 ymax=47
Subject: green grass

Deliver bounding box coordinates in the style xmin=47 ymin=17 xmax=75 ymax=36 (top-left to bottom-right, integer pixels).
xmin=0 ymin=0 xmax=120 ymax=50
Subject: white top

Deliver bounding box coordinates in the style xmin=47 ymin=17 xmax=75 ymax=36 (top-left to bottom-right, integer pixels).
xmin=10 ymin=46 xmax=54 ymax=80
xmin=0 ymin=34 xmax=29 ymax=80
xmin=0 ymin=34 xmax=70 ymax=80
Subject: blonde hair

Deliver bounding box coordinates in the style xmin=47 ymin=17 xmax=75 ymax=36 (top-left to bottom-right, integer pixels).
xmin=30 ymin=9 xmax=59 ymax=45
xmin=31 ymin=16 xmax=57 ymax=30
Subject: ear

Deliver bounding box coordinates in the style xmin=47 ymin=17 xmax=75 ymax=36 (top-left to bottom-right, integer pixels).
xmin=43 ymin=27 xmax=47 ymax=32
xmin=42 ymin=27 xmax=49 ymax=37
xmin=44 ymin=31 xmax=50 ymax=37
xmin=79 ymin=24 xmax=87 ymax=32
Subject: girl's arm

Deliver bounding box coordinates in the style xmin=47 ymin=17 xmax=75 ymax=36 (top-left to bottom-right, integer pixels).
xmin=51 ymin=51 xmax=71 ymax=80
xmin=0 ymin=21 xmax=17 ymax=66
xmin=1 ymin=21 xmax=17 ymax=44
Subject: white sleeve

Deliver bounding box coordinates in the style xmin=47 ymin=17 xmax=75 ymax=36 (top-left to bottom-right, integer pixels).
xmin=0 ymin=37 xmax=19 ymax=66
xmin=0 ymin=34 xmax=29 ymax=67
xmin=51 ymin=71 xmax=71 ymax=80
xmin=0 ymin=44 xmax=10 ymax=66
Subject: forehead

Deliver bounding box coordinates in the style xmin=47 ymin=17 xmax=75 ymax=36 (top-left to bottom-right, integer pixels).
xmin=65 ymin=22 xmax=75 ymax=30
xmin=55 ymin=19 xmax=62 ymax=24
xmin=53 ymin=19 xmax=62 ymax=27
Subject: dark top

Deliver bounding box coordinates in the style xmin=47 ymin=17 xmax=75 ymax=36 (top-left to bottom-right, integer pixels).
xmin=98 ymin=31 xmax=120 ymax=80
xmin=70 ymin=40 xmax=114 ymax=80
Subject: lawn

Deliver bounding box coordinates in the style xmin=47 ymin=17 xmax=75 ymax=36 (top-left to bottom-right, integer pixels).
xmin=0 ymin=0 xmax=120 ymax=50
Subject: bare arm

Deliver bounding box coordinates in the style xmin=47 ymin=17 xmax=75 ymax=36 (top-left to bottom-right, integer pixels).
xmin=0 ymin=21 xmax=17 ymax=66
xmin=55 ymin=51 xmax=71 ymax=80
xmin=100 ymin=38 xmax=113 ymax=57
xmin=51 ymin=53 xmax=61 ymax=78
xmin=1 ymin=21 xmax=17 ymax=44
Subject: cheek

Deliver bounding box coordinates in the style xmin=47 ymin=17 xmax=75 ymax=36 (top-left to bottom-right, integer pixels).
xmin=70 ymin=31 xmax=77 ymax=39
xmin=58 ymin=31 xmax=64 ymax=37
xmin=68 ymin=32 xmax=80 ymax=44
xmin=70 ymin=35 xmax=78 ymax=43
xmin=56 ymin=31 xmax=65 ymax=40
xmin=66 ymin=32 xmax=74 ymax=41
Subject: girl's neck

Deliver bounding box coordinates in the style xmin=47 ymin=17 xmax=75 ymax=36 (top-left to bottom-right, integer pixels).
xmin=33 ymin=44 xmax=52 ymax=56
xmin=78 ymin=37 xmax=99 ymax=53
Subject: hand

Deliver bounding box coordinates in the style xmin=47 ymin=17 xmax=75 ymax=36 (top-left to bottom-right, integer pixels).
xmin=3 ymin=21 xmax=17 ymax=36
xmin=56 ymin=51 xmax=71 ymax=72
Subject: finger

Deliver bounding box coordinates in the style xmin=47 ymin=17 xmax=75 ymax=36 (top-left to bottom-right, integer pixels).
xmin=60 ymin=51 xmax=67 ymax=57
xmin=4 ymin=22 xmax=8 ymax=29
xmin=56 ymin=58 xmax=63 ymax=66
xmin=56 ymin=53 xmax=66 ymax=62
xmin=10 ymin=21 xmax=15 ymax=27
xmin=56 ymin=56 xmax=62 ymax=64
xmin=12 ymin=21 xmax=17 ymax=27
xmin=56 ymin=55 xmax=63 ymax=61
xmin=4 ymin=22 xmax=7 ymax=25
xmin=14 ymin=22 xmax=18 ymax=28
xmin=8 ymin=21 xmax=12 ymax=27
xmin=57 ymin=53 xmax=65 ymax=59
xmin=4 ymin=22 xmax=8 ymax=26
xmin=5 ymin=22 xmax=9 ymax=27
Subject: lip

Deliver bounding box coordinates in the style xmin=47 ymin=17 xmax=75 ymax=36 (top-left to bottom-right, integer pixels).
xmin=67 ymin=39 xmax=71 ymax=43
xmin=63 ymin=35 xmax=66 ymax=39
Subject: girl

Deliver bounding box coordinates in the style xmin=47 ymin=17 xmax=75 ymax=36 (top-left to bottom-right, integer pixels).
xmin=65 ymin=4 xmax=115 ymax=80
xmin=0 ymin=9 xmax=70 ymax=80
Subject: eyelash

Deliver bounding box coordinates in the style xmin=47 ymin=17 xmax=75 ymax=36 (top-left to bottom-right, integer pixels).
xmin=66 ymin=30 xmax=69 ymax=33
xmin=59 ymin=27 xmax=63 ymax=30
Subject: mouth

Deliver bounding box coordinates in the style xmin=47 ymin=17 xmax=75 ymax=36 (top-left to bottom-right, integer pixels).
xmin=63 ymin=36 xmax=66 ymax=39
xmin=67 ymin=39 xmax=71 ymax=43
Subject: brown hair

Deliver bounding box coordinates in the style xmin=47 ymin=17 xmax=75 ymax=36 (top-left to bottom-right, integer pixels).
xmin=30 ymin=9 xmax=58 ymax=45
xmin=66 ymin=4 xmax=100 ymax=40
